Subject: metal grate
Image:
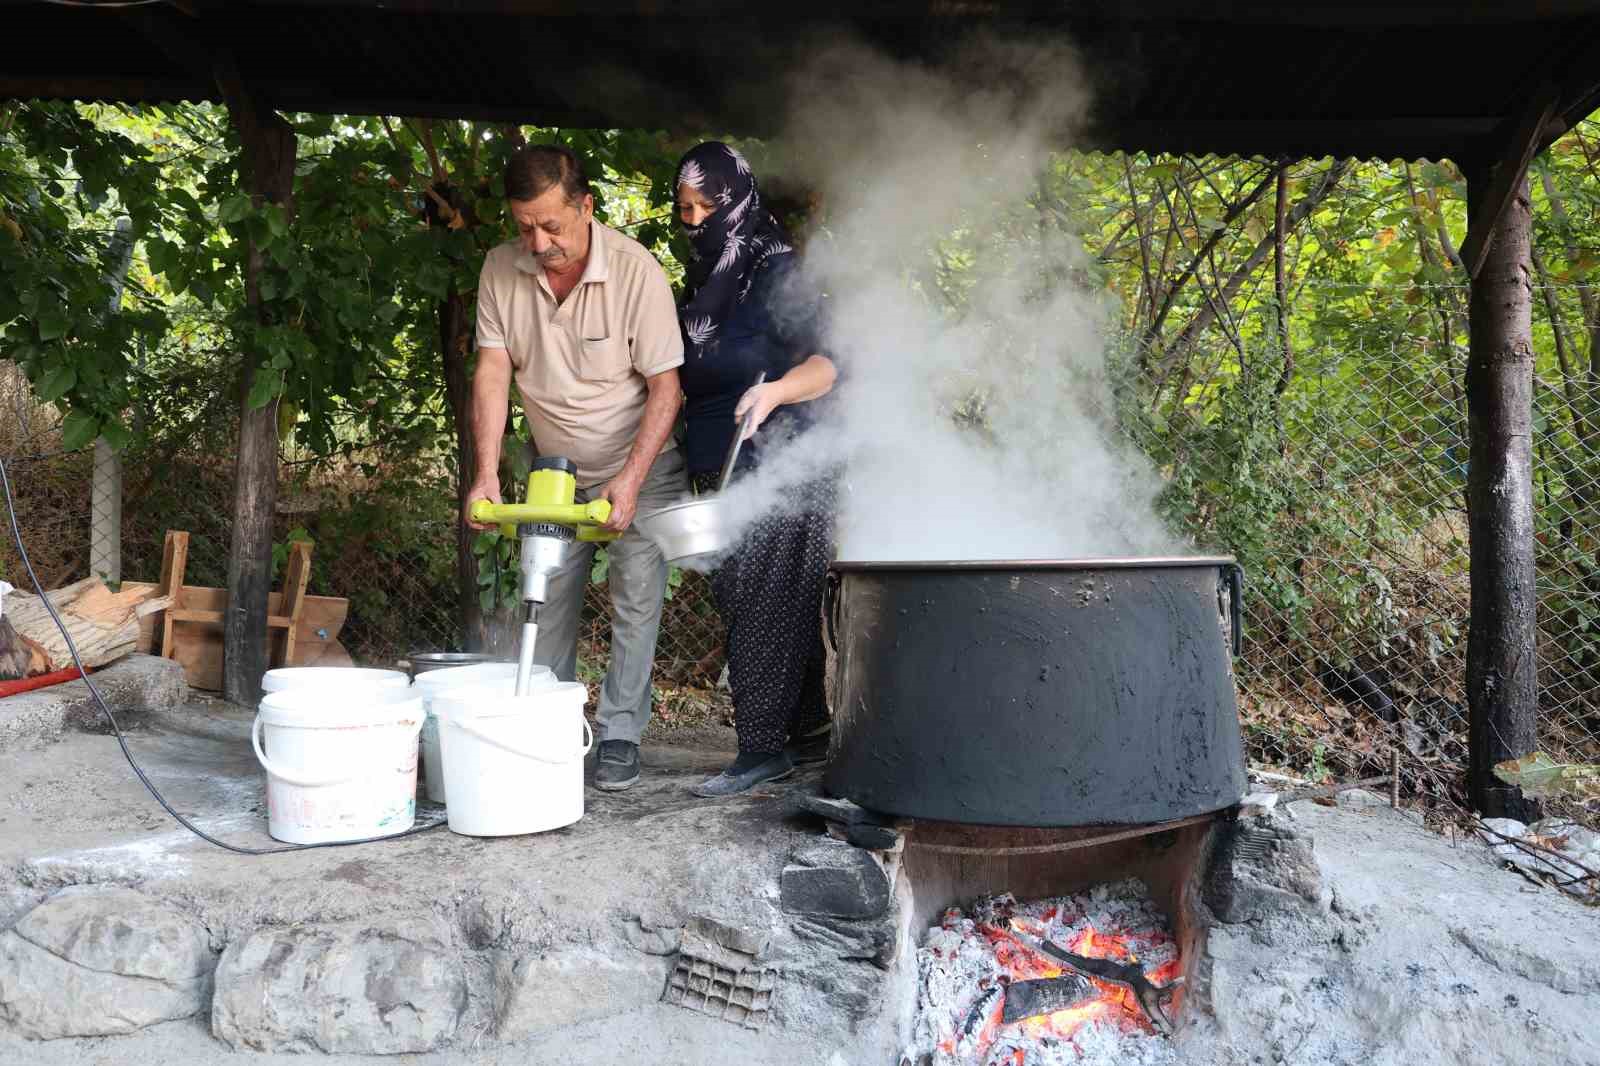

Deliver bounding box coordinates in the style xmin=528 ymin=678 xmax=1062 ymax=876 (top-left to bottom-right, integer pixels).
xmin=661 ymin=955 xmax=778 ymax=1032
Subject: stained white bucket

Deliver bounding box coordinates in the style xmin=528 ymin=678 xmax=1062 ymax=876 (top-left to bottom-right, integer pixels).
xmin=253 ymin=685 xmax=424 ymax=844
xmin=433 ymin=682 xmax=592 ymax=836
xmin=412 ymin=662 xmax=553 ymax=805
xmin=260 ymin=666 xmax=410 ymax=696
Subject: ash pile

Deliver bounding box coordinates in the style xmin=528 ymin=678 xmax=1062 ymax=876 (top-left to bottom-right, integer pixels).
xmin=906 ymin=883 xmax=1184 ymax=1066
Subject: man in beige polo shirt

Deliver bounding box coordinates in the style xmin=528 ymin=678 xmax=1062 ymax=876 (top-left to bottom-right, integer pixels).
xmin=465 ymin=144 xmax=685 ymax=792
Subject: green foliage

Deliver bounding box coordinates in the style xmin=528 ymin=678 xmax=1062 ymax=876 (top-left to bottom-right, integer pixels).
xmin=270 ymin=525 xmax=314 ymax=581
xmin=0 ymin=102 xmax=179 ymax=445
xmin=475 ymin=529 xmax=520 ymax=613
xmin=11 ymin=100 xmax=1600 ymax=758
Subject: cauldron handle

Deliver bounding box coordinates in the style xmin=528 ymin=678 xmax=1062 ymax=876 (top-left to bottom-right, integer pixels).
xmin=823 ymin=570 xmax=842 ymax=652
xmin=1224 ymin=563 xmax=1245 ymax=656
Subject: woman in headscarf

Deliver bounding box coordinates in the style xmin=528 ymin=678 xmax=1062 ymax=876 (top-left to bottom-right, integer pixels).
xmin=673 ymin=141 xmax=840 ymax=798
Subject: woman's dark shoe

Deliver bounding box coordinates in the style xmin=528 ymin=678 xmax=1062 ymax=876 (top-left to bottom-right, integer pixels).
xmin=785 ymin=724 xmax=832 ymax=764
xmin=594 ymin=740 xmax=640 ymax=791
xmin=693 ymin=751 xmax=795 ymax=797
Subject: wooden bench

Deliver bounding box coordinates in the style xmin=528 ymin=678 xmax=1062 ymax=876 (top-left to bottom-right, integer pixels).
xmin=129 ymin=531 xmax=353 ymax=692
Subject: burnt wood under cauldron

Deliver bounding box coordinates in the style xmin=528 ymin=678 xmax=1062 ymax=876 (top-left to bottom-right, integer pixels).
xmin=1001 ymin=974 xmax=1096 ymax=1025
xmin=823 ymin=558 xmax=1248 ymax=827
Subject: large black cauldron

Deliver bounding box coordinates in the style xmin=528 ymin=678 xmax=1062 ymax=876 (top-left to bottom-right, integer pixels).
xmin=822 ymin=558 xmax=1247 ymax=827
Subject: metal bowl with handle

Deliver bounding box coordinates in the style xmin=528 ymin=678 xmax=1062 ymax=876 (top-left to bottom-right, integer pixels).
xmin=635 ymin=372 xmax=764 ymax=566
xmin=633 ymin=496 xmax=734 ymax=567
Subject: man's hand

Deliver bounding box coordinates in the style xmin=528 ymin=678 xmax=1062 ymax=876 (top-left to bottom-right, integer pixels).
xmin=463 ymin=473 xmax=503 ymax=531
xmin=597 ymin=473 xmax=643 ymax=533
xmin=733 ymin=381 xmax=785 ymax=440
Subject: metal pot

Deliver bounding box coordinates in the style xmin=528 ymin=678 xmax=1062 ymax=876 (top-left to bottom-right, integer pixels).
xmin=406 ymin=651 xmax=507 ymax=678
xmin=633 ymin=497 xmax=735 ymax=566
xmin=822 ymin=557 xmax=1247 ymax=827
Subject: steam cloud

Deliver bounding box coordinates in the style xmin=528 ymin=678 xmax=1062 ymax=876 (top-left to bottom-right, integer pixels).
xmin=698 ymin=34 xmax=1184 ymax=565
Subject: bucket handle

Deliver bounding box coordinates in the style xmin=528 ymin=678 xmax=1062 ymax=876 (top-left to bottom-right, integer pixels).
xmin=252 ymin=714 xmax=369 ymax=789
xmin=447 ymin=714 xmax=594 ymax=765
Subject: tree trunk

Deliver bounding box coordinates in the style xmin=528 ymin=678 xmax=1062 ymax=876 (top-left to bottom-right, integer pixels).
xmin=220 ymin=103 xmax=296 ymax=705
xmin=438 ymin=284 xmax=486 ymax=649
xmin=1464 ymin=164 xmax=1542 ymax=821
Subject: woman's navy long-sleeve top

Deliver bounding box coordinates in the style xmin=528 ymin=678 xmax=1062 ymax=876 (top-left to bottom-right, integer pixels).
xmin=678 ymin=255 xmax=830 ymax=477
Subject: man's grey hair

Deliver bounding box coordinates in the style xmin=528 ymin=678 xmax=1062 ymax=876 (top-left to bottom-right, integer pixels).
xmin=504 ymin=144 xmax=591 ymax=204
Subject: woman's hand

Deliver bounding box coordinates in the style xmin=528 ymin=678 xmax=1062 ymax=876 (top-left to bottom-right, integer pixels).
xmin=734 ymin=382 xmax=786 ymax=440
xmin=733 ymin=355 xmax=837 ymax=441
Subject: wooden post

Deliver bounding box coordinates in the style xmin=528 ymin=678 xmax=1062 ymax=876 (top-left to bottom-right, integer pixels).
xmin=215 ymin=60 xmax=296 ymax=705
xmin=428 ymin=185 xmax=486 ymax=653
xmin=1464 ymin=162 xmax=1542 ymax=821
xmin=89 ymin=440 xmax=121 ymax=583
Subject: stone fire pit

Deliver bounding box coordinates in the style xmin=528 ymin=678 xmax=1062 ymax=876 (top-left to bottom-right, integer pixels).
xmin=0 ymin=668 xmax=1596 ymax=1065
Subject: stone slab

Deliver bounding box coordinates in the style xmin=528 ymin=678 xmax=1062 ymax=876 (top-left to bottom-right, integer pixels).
xmin=495 ymin=946 xmax=670 ymax=1040
xmin=0 ymin=885 xmax=213 ymax=1038
xmin=211 ymin=915 xmax=468 ymax=1054
xmin=781 ymin=860 xmax=890 ymax=920
xmin=0 ymin=654 xmax=186 ymax=753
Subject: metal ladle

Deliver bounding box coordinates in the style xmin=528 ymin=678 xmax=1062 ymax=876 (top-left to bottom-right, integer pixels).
xmin=718 ymin=371 xmax=766 ymax=491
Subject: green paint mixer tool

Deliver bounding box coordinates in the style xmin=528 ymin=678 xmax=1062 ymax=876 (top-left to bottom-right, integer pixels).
xmin=469 ymin=457 xmax=618 ymax=695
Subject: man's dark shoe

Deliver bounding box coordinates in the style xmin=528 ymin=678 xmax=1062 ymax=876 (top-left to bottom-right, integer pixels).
xmin=786 ymin=725 xmax=832 ymax=765
xmin=594 ymin=740 xmax=640 ymax=792
xmin=693 ymin=751 xmax=795 ymax=798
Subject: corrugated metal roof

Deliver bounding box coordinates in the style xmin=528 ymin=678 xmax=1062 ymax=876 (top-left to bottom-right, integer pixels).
xmin=6 ymin=1 xmax=1600 ymax=162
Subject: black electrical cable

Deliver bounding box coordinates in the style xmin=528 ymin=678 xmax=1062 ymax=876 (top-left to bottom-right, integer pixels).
xmin=0 ymin=455 xmax=446 ymax=854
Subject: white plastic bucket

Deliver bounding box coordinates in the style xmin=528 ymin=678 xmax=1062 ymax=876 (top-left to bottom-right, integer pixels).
xmin=253 ymin=685 xmax=424 ymax=844
xmin=412 ymin=662 xmax=553 ymax=805
xmin=433 ymin=682 xmax=592 ymax=837
xmin=260 ymin=666 xmax=410 ymax=696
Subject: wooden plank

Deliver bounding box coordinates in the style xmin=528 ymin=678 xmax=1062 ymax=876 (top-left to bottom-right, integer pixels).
xmin=157 ymin=531 xmax=189 ymax=660
xmin=167 ymin=608 xmax=222 ymax=624
xmin=167 ymin=608 xmax=297 ymax=627
xmin=276 ymin=541 xmax=313 ymax=668
xmin=171 ymin=625 xmax=225 ymax=693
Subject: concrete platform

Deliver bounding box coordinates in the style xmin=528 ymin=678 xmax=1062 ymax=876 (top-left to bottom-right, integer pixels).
xmin=2 ymin=697 xmax=1599 ymax=1065
xmin=0 ymin=702 xmax=905 ymax=1062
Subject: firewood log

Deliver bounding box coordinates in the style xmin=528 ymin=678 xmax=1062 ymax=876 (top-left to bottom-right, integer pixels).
xmin=0 ymin=617 xmax=42 ymax=681
xmin=5 ymin=578 xmax=170 ymax=672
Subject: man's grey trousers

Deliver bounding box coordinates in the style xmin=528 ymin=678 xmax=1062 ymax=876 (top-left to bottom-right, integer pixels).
xmin=533 ymin=447 xmax=687 ymax=744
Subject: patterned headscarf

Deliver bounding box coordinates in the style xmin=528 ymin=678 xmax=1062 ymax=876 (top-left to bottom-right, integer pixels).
xmin=675 ymin=141 xmax=794 ymax=359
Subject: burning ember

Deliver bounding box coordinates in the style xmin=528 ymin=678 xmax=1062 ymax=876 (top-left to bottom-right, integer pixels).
xmin=909 ymin=880 xmax=1183 ymax=1065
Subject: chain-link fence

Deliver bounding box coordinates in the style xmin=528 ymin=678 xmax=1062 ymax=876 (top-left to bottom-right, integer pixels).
xmin=6 ymin=331 xmax=1599 ymax=806
xmin=1125 ymin=334 xmax=1600 ymax=812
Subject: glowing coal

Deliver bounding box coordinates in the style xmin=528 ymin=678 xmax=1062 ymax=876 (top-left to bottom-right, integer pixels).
xmin=908 ymin=880 xmax=1184 ymax=1066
